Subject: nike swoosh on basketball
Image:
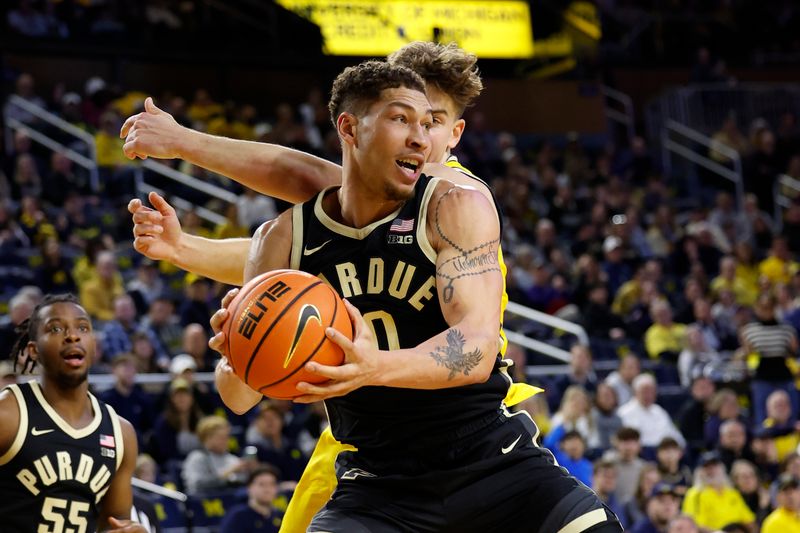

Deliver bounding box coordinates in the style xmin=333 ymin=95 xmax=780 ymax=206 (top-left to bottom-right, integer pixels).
xmin=31 ymin=427 xmax=54 ymax=436
xmin=284 ymin=304 xmax=322 ymax=368
xmin=303 ymin=239 xmax=332 ymax=256
xmin=501 ymin=434 xmax=522 ymax=454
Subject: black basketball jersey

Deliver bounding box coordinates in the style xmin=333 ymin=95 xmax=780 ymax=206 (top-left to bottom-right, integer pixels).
xmin=291 ymin=174 xmax=511 ymax=456
xmin=0 ymin=381 xmax=123 ymax=533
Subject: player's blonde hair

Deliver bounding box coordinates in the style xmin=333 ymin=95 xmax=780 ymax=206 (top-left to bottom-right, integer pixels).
xmin=388 ymin=41 xmax=483 ymax=117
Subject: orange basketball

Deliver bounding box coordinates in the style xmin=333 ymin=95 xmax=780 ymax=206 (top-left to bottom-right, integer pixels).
xmin=224 ymin=269 xmax=351 ymax=399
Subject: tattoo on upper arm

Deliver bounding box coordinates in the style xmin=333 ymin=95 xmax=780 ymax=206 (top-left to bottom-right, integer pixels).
xmin=428 ymin=329 xmax=483 ymax=380
xmin=434 ymin=188 xmax=501 ymax=303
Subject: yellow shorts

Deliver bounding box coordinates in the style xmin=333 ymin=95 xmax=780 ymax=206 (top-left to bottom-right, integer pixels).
xmin=279 ymin=382 xmax=543 ymax=533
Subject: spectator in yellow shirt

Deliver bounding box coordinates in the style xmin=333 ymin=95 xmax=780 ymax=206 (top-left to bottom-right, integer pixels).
xmin=79 ymin=250 xmax=125 ymax=322
xmin=682 ymin=452 xmax=756 ymax=531
xmin=710 ymin=256 xmax=757 ymax=307
xmin=645 ymin=299 xmax=687 ymax=362
xmin=759 ymin=236 xmax=800 ymax=286
xmin=761 ymin=474 xmax=800 ymax=533
xmin=734 ymin=241 xmax=760 ymax=297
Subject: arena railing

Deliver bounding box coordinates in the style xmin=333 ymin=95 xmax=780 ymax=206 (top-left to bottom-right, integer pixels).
xmin=661 ymin=118 xmax=744 ymax=209
xmin=602 ymin=85 xmax=635 ymax=141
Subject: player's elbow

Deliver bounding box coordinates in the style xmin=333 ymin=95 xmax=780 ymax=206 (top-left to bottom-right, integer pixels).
xmin=465 ymin=333 xmax=499 ymax=385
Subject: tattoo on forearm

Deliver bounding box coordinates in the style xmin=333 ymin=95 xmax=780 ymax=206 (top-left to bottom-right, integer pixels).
xmin=434 ymin=188 xmax=501 ymax=303
xmin=428 ymin=329 xmax=483 ymax=380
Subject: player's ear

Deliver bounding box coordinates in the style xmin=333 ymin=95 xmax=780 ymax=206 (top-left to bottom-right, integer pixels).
xmin=25 ymin=341 xmax=39 ymax=364
xmin=337 ymin=112 xmax=358 ymax=147
xmin=447 ymin=118 xmax=466 ymax=151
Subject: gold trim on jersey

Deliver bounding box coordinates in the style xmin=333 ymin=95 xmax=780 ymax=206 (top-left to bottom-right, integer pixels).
xmin=106 ymin=403 xmax=124 ymax=471
xmin=29 ymin=381 xmax=102 ymax=439
xmin=0 ymin=384 xmax=27 ymax=466
xmin=290 ymin=203 xmax=304 ymax=270
xmin=416 ymin=177 xmax=441 ymax=264
xmin=313 ymin=186 xmax=403 ymax=240
xmin=557 ymin=508 xmax=607 ymax=533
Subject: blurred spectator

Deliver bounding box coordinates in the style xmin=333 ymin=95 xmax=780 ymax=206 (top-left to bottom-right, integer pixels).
xmin=733 ymin=242 xmax=760 ymax=301
xmin=163 ymin=353 xmax=214 ymax=414
xmin=95 ymin=110 xmax=136 ymax=199
xmin=134 ymin=454 xmax=159 ymax=485
xmin=79 ymin=250 xmax=124 ymax=321
xmin=98 ymin=354 xmax=154 ymax=443
xmin=673 ymin=278 xmax=703 ymax=326
xmin=703 ymin=388 xmax=745 ymax=449
xmin=759 ymin=236 xmax=799 ymax=286
xmin=693 ymin=297 xmax=737 ymax=351
xmin=666 ymin=514 xmax=699 ymax=533
xmin=740 ymin=293 xmax=799 ymax=426
xmin=149 ymin=377 xmax=203 ymax=465
xmin=593 ymin=460 xmax=628 ymax=529
xmin=682 ymin=452 xmax=756 ymax=531
xmin=677 ymin=376 xmax=716 ymax=457
xmin=761 ymin=473 xmax=800 ymax=533
xmin=645 ymin=300 xmax=686 ymax=362
xmin=546 ymin=385 xmax=593 ymax=447
xmin=182 ymin=416 xmax=250 ymax=495
xmin=602 ymin=235 xmax=632 ymax=296
xmin=550 ymin=345 xmax=598 ymax=406
xmin=213 ymin=203 xmax=249 ymax=240
xmin=710 ymin=117 xmax=750 ymax=165
xmin=646 ymin=205 xmax=682 ymax=259
xmin=12 ymin=154 xmax=42 ymax=200
xmin=581 ymin=284 xmax=626 ymax=341
xmin=730 ymin=459 xmax=772 ymax=524
xmin=677 ymin=325 xmax=722 ymax=388
xmin=617 ymin=374 xmax=686 ymax=449
xmin=3 ymin=73 xmax=47 ymax=124
xmin=623 ymin=280 xmax=661 ymax=340
xmin=745 ymin=128 xmax=780 ymax=214
xmin=717 ymin=419 xmax=756 ymax=472
xmin=35 ymin=237 xmax=76 ymax=294
xmin=219 ymin=465 xmax=283 ymax=533
xmin=605 ymin=354 xmax=641 ymax=406
xmin=782 ymin=201 xmax=800 ymax=255
xmin=0 ymin=360 xmax=17 ymax=388
xmin=625 ymin=463 xmax=662 ymax=526
xmin=589 ymin=382 xmax=623 ymax=450
xmin=187 ymin=89 xmax=223 ymax=124
xmin=771 ymin=453 xmax=800 ymax=506
xmin=141 ymin=296 xmax=183 ymax=356
xmin=101 ymin=294 xmax=166 ymax=361
xmin=130 ymin=331 xmax=167 ymax=373
xmin=0 ymin=291 xmax=36 ymax=357
xmin=237 ymin=188 xmax=278 ymax=232
xmin=180 ymin=323 xmax=216 ymax=372
xmin=127 ymin=258 xmax=164 ymax=310
xmin=604 ymin=427 xmax=645 ymax=505
xmin=178 ymin=275 xmax=212 ymax=331
xmin=711 ymin=256 xmax=757 ymax=308
xmin=548 ymin=429 xmax=593 ymax=488
xmin=656 ymin=437 xmax=692 ymax=494
xmin=760 ymin=390 xmax=800 ymax=462
xmin=629 ymin=482 xmax=681 ymax=533
xmin=42 ymin=152 xmax=81 ymax=208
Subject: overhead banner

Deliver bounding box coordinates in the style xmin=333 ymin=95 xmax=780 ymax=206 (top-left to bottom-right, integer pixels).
xmin=276 ymin=0 xmax=535 ymax=58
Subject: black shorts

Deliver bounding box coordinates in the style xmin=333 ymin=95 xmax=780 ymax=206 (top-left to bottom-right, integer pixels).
xmin=308 ymin=409 xmax=623 ymax=533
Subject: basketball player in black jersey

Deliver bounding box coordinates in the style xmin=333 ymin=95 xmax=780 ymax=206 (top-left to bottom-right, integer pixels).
xmin=212 ymin=61 xmax=623 ymax=532
xmin=0 ymin=294 xmax=145 ymax=533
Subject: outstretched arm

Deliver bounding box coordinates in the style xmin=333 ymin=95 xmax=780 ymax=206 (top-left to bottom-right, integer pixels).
xmin=129 ymin=191 xmax=251 ymax=285
xmin=121 ymin=98 xmax=342 ymax=203
xmin=295 ymin=183 xmax=503 ymax=402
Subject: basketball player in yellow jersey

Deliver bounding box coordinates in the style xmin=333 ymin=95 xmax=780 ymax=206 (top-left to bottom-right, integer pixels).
xmin=123 ymin=42 xmax=540 ymax=531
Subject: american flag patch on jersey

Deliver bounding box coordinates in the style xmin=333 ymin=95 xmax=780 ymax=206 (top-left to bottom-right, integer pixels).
xmin=389 ymin=218 xmax=414 ymax=232
xmin=100 ymin=434 xmax=115 ymax=448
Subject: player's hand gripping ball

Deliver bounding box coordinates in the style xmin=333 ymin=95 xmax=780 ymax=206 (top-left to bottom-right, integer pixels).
xmin=224 ymin=270 xmax=351 ymax=399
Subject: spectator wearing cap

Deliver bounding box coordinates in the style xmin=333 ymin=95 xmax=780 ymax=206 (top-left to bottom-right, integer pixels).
xmin=740 ymin=293 xmax=799 ymax=426
xmin=219 ymin=465 xmax=283 ymax=533
xmin=593 ymin=460 xmax=628 ymax=528
xmin=644 ymin=300 xmax=687 ymax=363
xmin=716 ymin=419 xmax=756 ymax=471
xmin=682 ymin=451 xmax=755 ymax=531
xmin=656 ymin=438 xmax=692 ymax=494
xmin=630 ymin=482 xmax=681 ymax=533
xmin=603 ymin=427 xmax=646 ymax=505
xmin=98 ymin=354 xmax=154 ymax=444
xmin=761 ymin=474 xmax=800 ymax=533
xmin=730 ymin=459 xmax=772 ymax=524
xmin=605 ymin=353 xmax=641 ymax=406
xmin=602 ymin=235 xmax=632 ymax=296
xmin=157 ymin=352 xmax=214 ymax=415
xmin=618 ymin=374 xmax=686 ymax=449
xmin=148 ymin=377 xmax=203 ymax=465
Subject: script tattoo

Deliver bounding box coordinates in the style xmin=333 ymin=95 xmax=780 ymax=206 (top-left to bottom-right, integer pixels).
xmin=428 ymin=329 xmax=483 ymax=380
xmin=434 ymin=188 xmax=501 ymax=303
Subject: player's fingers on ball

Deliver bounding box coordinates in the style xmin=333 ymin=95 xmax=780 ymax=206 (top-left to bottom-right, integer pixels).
xmin=304 ymin=361 xmax=343 ymax=380
xmin=221 ymin=288 xmax=239 ymax=307
xmin=209 ymin=308 xmax=229 ymax=331
xmin=208 ymin=331 xmax=227 ymax=352
xmin=325 ymin=327 xmax=354 ymax=351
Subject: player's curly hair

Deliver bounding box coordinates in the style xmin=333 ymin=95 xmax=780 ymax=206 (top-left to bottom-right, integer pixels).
xmin=388 ymin=41 xmax=483 ymax=117
xmin=9 ymin=293 xmax=80 ymax=374
xmin=328 ymin=60 xmax=426 ymax=126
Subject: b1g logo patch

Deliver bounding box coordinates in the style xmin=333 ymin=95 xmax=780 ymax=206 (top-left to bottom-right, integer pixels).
xmin=387 ymin=234 xmax=414 ymax=244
